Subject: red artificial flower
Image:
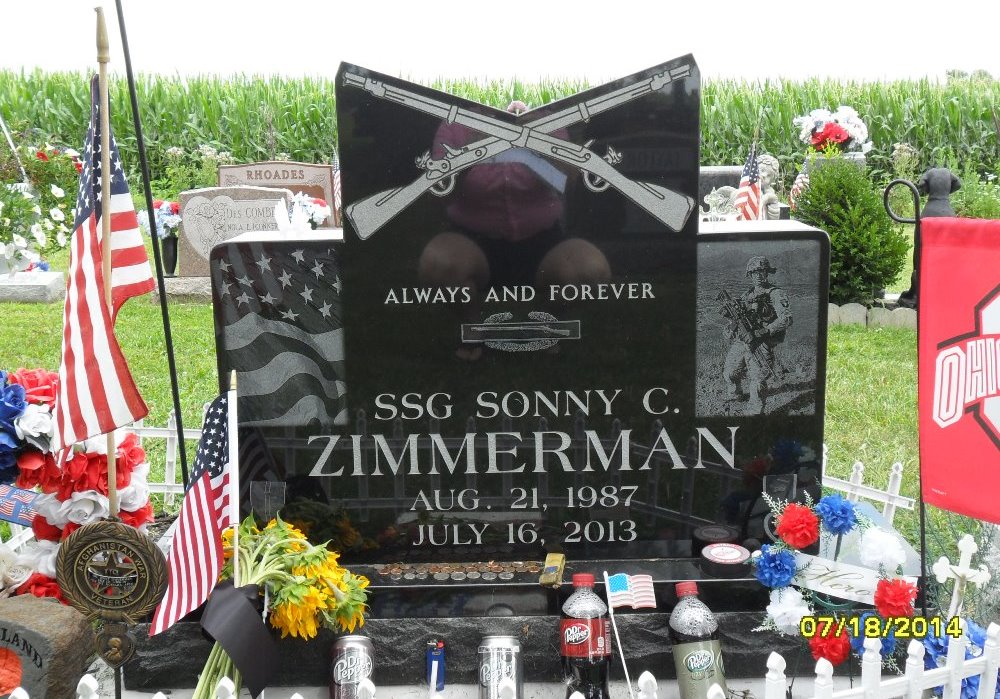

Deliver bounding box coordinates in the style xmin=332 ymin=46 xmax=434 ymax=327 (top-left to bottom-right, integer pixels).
xmin=874 ymin=578 xmax=917 ymax=617
xmin=169 ymin=201 xmax=180 ymax=214
xmin=7 ymin=368 xmax=59 ymax=409
xmin=808 ymin=626 xmax=851 ymax=666
xmin=73 ymin=159 xmax=83 ymax=174
xmin=31 ymin=515 xmax=63 ymax=542
xmin=116 ymin=432 xmax=145 ymax=475
xmin=312 ymin=198 xmax=328 ymax=208
xmin=776 ymin=503 xmax=820 ymax=549
xmin=811 ymin=122 xmax=850 ymax=149
xmin=16 ymin=573 xmax=66 ymax=604
xmin=61 ymin=521 xmax=81 ymax=540
xmin=119 ymin=501 xmax=154 ymax=529
xmin=35 ymin=150 xmax=49 ymax=162
xmin=14 ymin=450 xmax=56 ymax=490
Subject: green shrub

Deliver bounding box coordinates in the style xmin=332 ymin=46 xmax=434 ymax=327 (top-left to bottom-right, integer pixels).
xmin=793 ymin=157 xmax=910 ymax=304
xmin=951 ymin=168 xmax=1000 ymax=219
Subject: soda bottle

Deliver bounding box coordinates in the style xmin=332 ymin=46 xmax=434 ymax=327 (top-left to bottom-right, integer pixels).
xmin=560 ymin=573 xmax=611 ymax=699
xmin=669 ymin=581 xmax=728 ymax=699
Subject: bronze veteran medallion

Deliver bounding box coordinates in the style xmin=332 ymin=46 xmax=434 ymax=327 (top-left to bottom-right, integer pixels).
xmin=56 ymin=521 xmax=168 ymax=668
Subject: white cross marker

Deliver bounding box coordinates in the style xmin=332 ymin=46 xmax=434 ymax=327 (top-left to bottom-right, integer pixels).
xmin=933 ymin=534 xmax=991 ymax=620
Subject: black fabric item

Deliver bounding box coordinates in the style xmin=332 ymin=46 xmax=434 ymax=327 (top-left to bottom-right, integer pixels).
xmin=201 ymin=580 xmax=278 ymax=698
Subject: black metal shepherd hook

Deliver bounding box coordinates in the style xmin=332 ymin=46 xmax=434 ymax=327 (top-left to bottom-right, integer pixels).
xmin=882 ymin=179 xmax=923 ymax=309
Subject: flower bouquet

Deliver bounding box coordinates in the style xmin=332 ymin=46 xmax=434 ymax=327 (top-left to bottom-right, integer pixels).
xmin=290 ymin=192 xmax=332 ymax=229
xmin=141 ymin=199 xmax=181 ymax=239
xmin=753 ymin=492 xmax=919 ymax=668
xmin=793 ymin=106 xmax=872 ymax=155
xmin=193 ymin=515 xmax=369 ymax=699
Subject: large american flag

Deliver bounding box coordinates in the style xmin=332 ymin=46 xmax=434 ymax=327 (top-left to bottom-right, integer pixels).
xmin=150 ymin=393 xmax=232 ymax=635
xmin=53 ymin=75 xmax=154 ymax=450
xmin=734 ymin=143 xmax=762 ymax=221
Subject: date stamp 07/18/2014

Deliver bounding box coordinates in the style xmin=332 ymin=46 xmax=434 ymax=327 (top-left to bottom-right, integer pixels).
xmin=800 ymin=615 xmax=963 ymax=640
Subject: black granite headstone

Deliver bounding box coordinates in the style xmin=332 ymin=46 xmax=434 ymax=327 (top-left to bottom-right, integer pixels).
xmin=210 ymin=58 xmax=828 ymax=613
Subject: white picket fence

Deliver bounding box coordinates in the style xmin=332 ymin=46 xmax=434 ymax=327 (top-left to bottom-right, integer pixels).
xmin=707 ymin=622 xmax=1000 ymax=699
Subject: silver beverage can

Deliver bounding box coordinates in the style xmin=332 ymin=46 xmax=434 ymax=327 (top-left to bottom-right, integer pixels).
xmin=330 ymin=635 xmax=374 ymax=699
xmin=478 ymin=635 xmax=522 ymax=699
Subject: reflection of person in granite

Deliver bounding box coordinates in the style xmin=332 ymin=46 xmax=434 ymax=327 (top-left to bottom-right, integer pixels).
xmin=721 ymin=256 xmax=792 ymax=414
xmin=418 ymin=100 xmax=611 ymax=360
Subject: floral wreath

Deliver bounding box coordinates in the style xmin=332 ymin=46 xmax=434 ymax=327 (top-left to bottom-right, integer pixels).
xmin=752 ymin=492 xmax=918 ymax=668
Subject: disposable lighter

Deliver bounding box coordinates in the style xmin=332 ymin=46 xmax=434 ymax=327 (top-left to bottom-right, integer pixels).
xmin=426 ymin=639 xmax=445 ymax=691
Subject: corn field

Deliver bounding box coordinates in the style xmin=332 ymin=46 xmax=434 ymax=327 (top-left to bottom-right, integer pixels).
xmin=1 ymin=69 xmax=998 ymax=189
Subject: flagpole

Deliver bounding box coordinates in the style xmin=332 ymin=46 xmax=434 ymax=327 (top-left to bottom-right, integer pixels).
xmin=0 ymin=111 xmax=28 ymax=183
xmin=96 ymin=7 xmax=120 ymax=519
xmin=227 ymin=371 xmax=241 ymax=588
xmin=113 ymin=0 xmax=190 ymax=489
xmin=602 ymin=571 xmax=635 ymax=699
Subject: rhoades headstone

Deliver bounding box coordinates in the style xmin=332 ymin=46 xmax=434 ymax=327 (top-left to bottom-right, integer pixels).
xmin=218 ymin=162 xmax=339 ymax=227
xmin=210 ymin=56 xmax=829 ymax=616
xmin=178 ymin=186 xmax=293 ymax=277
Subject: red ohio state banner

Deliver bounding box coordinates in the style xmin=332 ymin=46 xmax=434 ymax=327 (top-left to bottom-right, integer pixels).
xmin=919 ymin=217 xmax=1000 ymax=523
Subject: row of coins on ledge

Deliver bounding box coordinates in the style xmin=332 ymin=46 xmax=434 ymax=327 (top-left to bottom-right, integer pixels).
xmin=372 ymin=561 xmax=544 ymax=581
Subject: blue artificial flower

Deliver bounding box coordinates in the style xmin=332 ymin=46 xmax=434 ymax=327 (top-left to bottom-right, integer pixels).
xmin=849 ymin=611 xmax=897 ymax=656
xmin=36 ymin=260 xmax=50 ymax=271
xmin=0 ymin=370 xmax=6 ymax=386
xmin=0 ymin=431 xmax=18 ymax=484
xmin=0 ymin=383 xmax=27 ymax=432
xmin=967 ymin=618 xmax=987 ymax=650
xmin=754 ymin=544 xmax=797 ymax=588
xmin=923 ymin=627 xmax=949 ymax=670
xmin=770 ymin=438 xmax=804 ymax=470
xmin=815 ymin=494 xmax=858 ymax=535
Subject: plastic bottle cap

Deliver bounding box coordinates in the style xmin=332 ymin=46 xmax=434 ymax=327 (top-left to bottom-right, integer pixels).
xmin=675 ymin=581 xmax=699 ymax=597
xmin=572 ymin=573 xmax=595 ymax=587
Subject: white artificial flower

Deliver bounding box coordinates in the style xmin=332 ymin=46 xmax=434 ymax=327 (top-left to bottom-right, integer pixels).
xmin=0 ymin=200 xmax=4 ymax=215
xmin=4 ymin=563 xmax=32 ymax=591
xmin=34 ymin=493 xmax=70 ymax=527
xmin=64 ymin=147 xmax=80 ymax=158
xmin=42 ymin=218 xmax=54 ymax=231
xmin=16 ymin=540 xmax=60 ymax=579
xmin=22 ymin=191 xmax=35 ymax=201
xmin=49 ymin=207 xmax=65 ymax=222
xmin=859 ymin=527 xmax=907 ymax=570
xmin=56 ymin=230 xmax=68 ymax=247
xmin=766 ymin=587 xmax=813 ymax=635
xmin=119 ymin=462 xmax=151 ymax=512
xmin=59 ymin=490 xmax=111 ymax=527
xmin=11 ymin=233 xmax=27 ymax=249
xmin=0 ymin=543 xmax=15 ymax=575
xmin=14 ymin=403 xmax=53 ymax=443
xmin=50 ymin=184 xmax=65 ymax=199
xmin=31 ymin=204 xmax=41 ymax=215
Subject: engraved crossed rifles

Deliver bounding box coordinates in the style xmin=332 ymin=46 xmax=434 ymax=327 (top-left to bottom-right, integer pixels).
xmin=342 ymin=65 xmax=696 ymax=240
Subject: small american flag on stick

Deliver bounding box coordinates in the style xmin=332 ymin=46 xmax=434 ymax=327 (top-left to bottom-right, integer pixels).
xmin=53 ymin=75 xmax=154 ymax=449
xmin=606 ymin=573 xmax=657 ymax=609
xmin=150 ymin=393 xmax=233 ymax=635
xmin=734 ymin=143 xmax=762 ymax=221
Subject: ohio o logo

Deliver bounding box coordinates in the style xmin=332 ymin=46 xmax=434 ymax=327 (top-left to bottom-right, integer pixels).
xmin=932 ymin=284 xmax=1000 ymax=447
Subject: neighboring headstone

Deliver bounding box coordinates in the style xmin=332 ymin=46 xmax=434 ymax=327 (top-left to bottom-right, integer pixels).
xmin=0 ymin=272 xmax=65 ymax=303
xmin=178 ymin=186 xmax=292 ymax=277
xmin=210 ymin=57 xmax=829 ymax=620
xmin=219 ymin=161 xmax=339 ymax=227
xmin=0 ymin=595 xmax=93 ymax=699
xmin=838 ymin=302 xmax=868 ymax=326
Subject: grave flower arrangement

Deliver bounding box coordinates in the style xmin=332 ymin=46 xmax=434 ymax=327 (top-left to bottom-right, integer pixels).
xmin=139 ymin=199 xmax=182 ymax=239
xmin=0 ymin=183 xmax=69 ymax=273
xmin=0 ymin=367 xmax=154 ymax=602
xmin=752 ymin=492 xmax=919 ymax=668
xmin=793 ymin=106 xmax=872 ymax=155
xmin=923 ymin=618 xmax=1000 ymax=699
xmin=291 ymin=192 xmax=332 ymax=229
xmin=192 ymin=515 xmax=369 ymax=699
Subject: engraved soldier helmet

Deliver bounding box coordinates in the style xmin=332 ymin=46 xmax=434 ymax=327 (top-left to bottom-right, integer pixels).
xmin=746 ymin=256 xmax=777 ymax=276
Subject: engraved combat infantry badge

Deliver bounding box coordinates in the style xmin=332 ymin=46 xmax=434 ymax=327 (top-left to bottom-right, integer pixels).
xmin=56 ymin=520 xmax=168 ymax=668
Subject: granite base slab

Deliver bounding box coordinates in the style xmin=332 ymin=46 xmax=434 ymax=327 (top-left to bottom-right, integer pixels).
xmin=125 ymin=612 xmax=806 ymax=690
xmin=0 ymin=271 xmax=65 ymax=303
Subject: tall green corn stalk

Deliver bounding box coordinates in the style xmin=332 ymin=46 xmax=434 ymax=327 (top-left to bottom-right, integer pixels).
xmin=1 ymin=69 xmax=997 ymax=191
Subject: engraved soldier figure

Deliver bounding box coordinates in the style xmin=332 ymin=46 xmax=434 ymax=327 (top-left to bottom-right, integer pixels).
xmin=719 ymin=256 xmax=792 ymax=413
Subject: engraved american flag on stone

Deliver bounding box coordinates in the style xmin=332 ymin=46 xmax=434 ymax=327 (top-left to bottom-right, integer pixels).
xmin=606 ymin=573 xmax=657 ymax=609
xmin=212 ymin=241 xmax=347 ymax=426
